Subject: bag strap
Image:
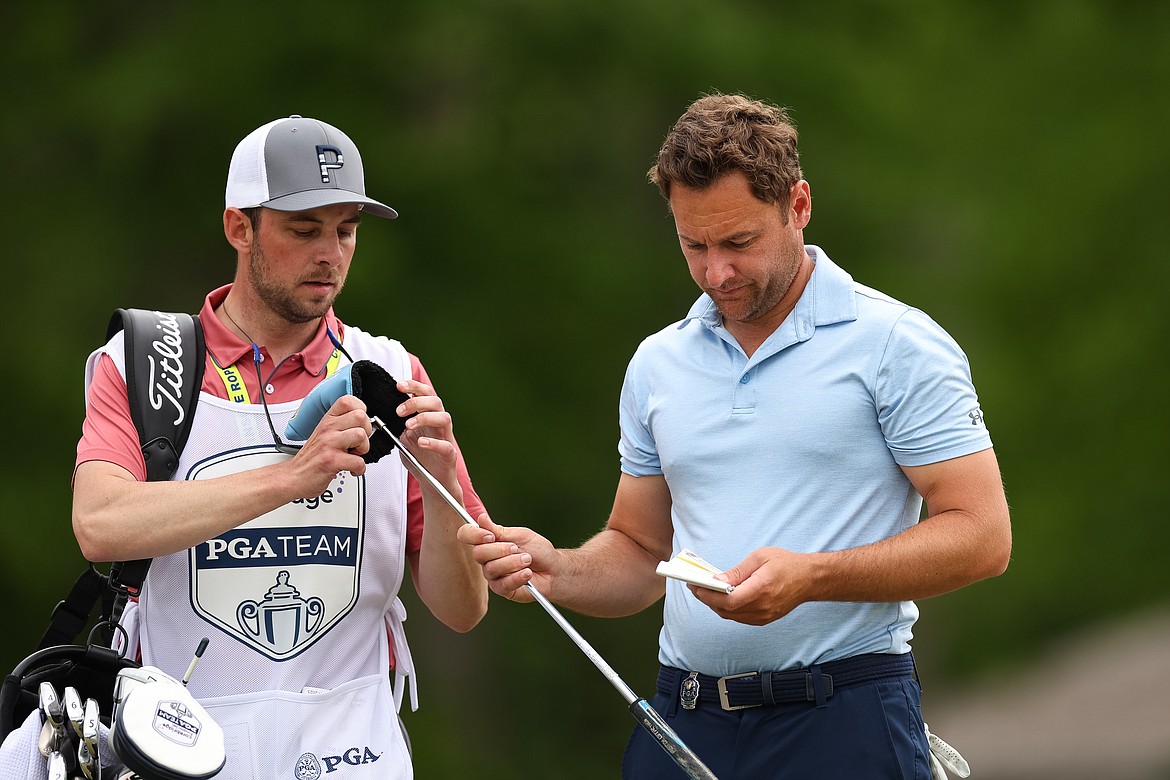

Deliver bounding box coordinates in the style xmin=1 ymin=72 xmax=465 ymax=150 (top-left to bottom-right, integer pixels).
xmin=37 ymin=309 xmax=204 ymax=651
xmin=108 ymin=308 xmax=206 ymax=482
xmin=106 ymin=308 xmax=205 ymax=596
xmin=36 ymin=566 xmax=110 ymax=651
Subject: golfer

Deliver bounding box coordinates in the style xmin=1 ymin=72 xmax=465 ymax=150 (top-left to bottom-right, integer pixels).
xmin=72 ymin=116 xmax=488 ymax=779
xmin=460 ymin=93 xmax=1011 ymax=778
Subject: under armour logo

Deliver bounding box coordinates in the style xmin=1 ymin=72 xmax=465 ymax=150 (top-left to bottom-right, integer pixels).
xmin=968 ymin=409 xmax=984 ymax=426
xmin=316 ymin=144 xmax=344 ymax=182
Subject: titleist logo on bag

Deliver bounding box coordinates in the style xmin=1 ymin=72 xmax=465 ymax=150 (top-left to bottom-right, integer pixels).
xmin=147 ymin=311 xmax=188 ymax=427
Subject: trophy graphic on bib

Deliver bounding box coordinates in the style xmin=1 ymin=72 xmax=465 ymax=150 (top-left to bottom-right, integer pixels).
xmin=237 ymin=571 xmax=326 ymax=654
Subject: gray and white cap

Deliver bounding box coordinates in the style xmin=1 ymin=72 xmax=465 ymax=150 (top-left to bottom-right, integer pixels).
xmin=225 ymin=115 xmax=397 ymax=218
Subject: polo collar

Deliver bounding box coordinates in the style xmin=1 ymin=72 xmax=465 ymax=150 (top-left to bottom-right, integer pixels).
xmin=680 ymin=245 xmax=859 ymax=339
xmin=201 ymin=284 xmax=346 ymax=375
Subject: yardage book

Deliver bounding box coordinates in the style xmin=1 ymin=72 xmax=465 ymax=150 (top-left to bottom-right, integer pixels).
xmin=655 ymin=549 xmax=735 ymax=593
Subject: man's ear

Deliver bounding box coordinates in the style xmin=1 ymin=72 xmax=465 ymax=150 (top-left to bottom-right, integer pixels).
xmin=789 ymin=180 xmax=812 ymax=229
xmin=224 ymin=207 xmax=254 ymax=253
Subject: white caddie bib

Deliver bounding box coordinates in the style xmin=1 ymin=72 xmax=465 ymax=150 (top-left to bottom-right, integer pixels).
xmin=90 ymin=327 xmax=417 ymax=780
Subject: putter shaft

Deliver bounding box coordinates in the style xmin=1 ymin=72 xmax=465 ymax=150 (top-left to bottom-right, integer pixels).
xmin=370 ymin=417 xmax=718 ymax=780
xmin=371 ymin=418 xmax=638 ymax=702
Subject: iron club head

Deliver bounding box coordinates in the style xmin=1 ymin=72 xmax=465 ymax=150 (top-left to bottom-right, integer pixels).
xmin=63 ymin=687 xmax=85 ymax=737
xmin=39 ymin=682 xmax=64 ymax=733
xmin=47 ymin=750 xmax=67 ymax=780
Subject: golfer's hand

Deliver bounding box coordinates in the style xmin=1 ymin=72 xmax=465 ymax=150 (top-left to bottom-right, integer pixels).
xmin=457 ymin=514 xmax=555 ymax=602
xmin=688 ymin=546 xmax=808 ymax=626
xmin=287 ymin=395 xmax=372 ymax=494
xmin=394 ymin=378 xmax=460 ymax=491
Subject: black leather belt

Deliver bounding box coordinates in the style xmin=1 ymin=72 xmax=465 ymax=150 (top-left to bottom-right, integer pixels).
xmin=658 ymin=653 xmax=916 ymax=711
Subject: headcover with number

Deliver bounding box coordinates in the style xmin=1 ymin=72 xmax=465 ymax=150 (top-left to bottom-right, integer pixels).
xmin=285 ymin=360 xmax=413 ymax=463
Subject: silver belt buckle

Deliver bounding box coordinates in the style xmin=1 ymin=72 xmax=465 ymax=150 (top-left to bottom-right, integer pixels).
xmin=717 ymin=672 xmax=762 ymax=711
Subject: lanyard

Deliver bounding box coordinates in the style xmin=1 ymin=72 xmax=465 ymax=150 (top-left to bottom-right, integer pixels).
xmin=213 ymin=347 xmax=344 ymax=405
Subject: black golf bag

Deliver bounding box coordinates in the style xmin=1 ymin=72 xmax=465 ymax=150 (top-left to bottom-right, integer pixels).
xmin=0 ymin=309 xmax=203 ymax=745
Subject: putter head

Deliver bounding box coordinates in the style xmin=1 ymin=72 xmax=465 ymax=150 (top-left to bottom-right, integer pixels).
xmin=110 ymin=674 xmax=225 ymax=780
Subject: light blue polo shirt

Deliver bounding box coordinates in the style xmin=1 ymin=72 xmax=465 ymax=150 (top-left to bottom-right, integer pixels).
xmin=619 ymin=246 xmax=992 ymax=676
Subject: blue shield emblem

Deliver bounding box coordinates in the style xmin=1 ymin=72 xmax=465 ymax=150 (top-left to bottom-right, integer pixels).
xmin=187 ymin=448 xmax=363 ymax=660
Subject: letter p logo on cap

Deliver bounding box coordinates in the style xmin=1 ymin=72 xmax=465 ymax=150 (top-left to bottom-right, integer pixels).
xmin=316 ymin=145 xmax=344 ymax=183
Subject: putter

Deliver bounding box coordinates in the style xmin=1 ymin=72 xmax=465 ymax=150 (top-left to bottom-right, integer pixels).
xmin=370 ymin=415 xmax=719 ymax=780
xmin=287 ymin=362 xmax=719 ymax=779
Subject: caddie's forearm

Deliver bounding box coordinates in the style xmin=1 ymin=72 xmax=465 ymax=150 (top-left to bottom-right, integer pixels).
xmin=71 ymin=460 xmax=307 ymax=562
xmin=414 ymin=490 xmax=488 ymax=633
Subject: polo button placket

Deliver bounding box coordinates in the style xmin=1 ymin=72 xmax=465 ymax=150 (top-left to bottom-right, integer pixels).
xmin=732 ymin=370 xmax=756 ymax=414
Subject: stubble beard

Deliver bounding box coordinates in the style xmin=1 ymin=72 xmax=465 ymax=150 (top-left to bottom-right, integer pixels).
xmin=248 ymin=235 xmax=345 ymax=325
xmin=712 ymin=242 xmax=804 ymax=325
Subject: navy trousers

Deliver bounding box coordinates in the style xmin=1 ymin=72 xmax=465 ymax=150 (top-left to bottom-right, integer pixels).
xmin=621 ymin=670 xmax=931 ymax=779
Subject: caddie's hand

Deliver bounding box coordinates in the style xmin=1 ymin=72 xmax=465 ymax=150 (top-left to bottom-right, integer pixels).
xmin=392 ymin=378 xmax=460 ymax=490
xmin=287 ymin=394 xmax=372 ymax=494
xmin=688 ymin=546 xmax=808 ymax=625
xmin=457 ymin=513 xmax=555 ymax=602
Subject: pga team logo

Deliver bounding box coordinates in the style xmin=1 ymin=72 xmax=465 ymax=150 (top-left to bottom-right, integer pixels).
xmin=294 ymin=748 xmax=382 ymax=777
xmin=295 ymin=753 xmax=322 ymax=780
xmin=188 ymin=448 xmax=364 ymax=660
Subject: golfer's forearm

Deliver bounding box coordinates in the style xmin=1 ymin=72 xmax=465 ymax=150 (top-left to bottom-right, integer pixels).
xmin=805 ymin=508 xmax=1012 ymax=603
xmin=550 ymin=529 xmax=666 ymax=618
xmin=72 ymin=460 xmax=297 ymax=561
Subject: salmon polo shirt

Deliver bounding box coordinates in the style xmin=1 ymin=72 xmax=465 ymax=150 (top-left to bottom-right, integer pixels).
xmin=76 ymin=284 xmax=487 ymax=557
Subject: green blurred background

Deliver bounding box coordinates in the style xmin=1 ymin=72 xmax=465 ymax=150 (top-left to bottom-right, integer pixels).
xmin=3 ymin=1 xmax=1167 ymax=777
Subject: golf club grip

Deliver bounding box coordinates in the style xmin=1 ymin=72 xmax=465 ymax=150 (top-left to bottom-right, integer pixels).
xmin=629 ymin=699 xmax=719 ymax=780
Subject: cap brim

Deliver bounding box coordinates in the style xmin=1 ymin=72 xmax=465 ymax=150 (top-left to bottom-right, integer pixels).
xmin=262 ymin=189 xmax=398 ymax=219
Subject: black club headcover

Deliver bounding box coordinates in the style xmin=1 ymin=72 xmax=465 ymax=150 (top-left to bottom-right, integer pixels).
xmin=350 ymin=360 xmax=415 ymax=463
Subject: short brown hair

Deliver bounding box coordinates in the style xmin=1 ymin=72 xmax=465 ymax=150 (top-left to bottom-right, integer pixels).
xmin=648 ymin=93 xmax=803 ymax=206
